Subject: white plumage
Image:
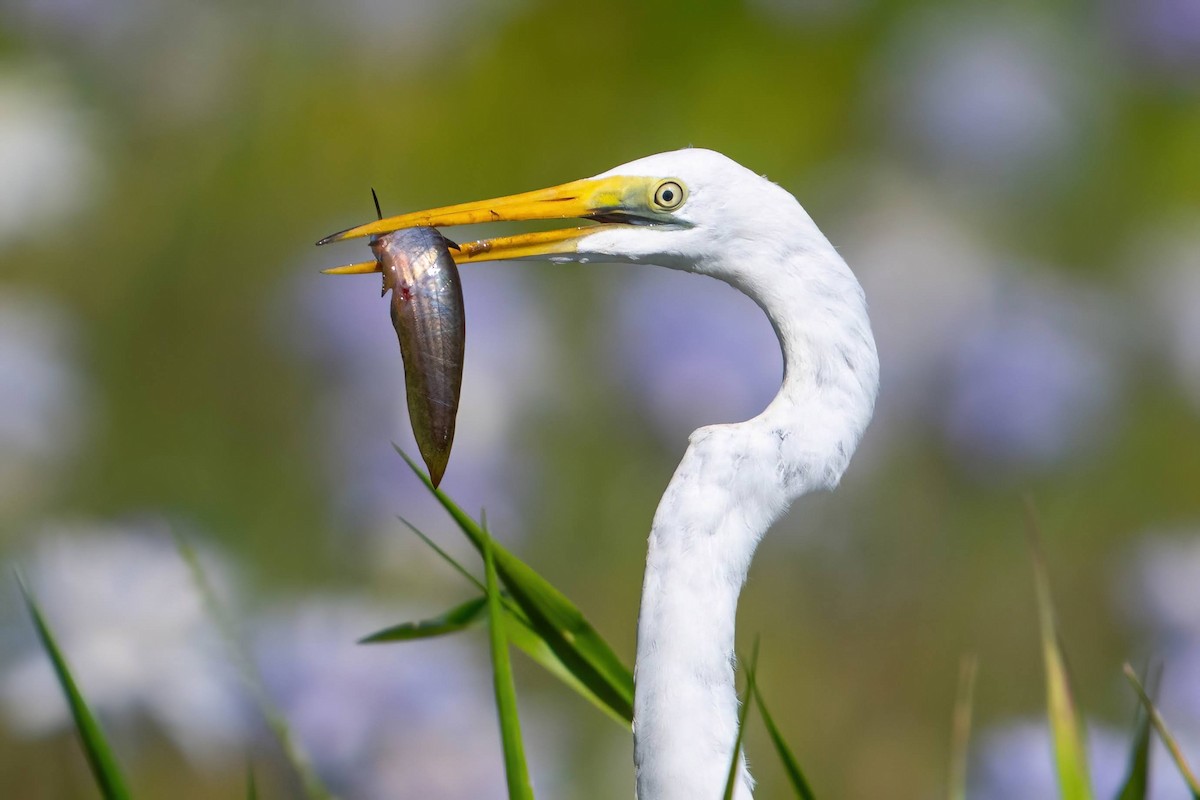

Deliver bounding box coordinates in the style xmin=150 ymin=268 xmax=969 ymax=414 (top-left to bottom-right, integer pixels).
xmin=573 ymin=150 xmax=879 ymax=798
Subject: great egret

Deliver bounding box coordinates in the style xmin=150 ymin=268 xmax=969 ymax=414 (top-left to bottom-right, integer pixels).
xmin=320 ymin=149 xmax=880 ymax=800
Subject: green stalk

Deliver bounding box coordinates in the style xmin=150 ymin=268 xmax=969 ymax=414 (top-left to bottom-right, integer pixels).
xmin=16 ymin=573 xmax=132 ymax=800
xmin=483 ymin=522 xmax=536 ymax=800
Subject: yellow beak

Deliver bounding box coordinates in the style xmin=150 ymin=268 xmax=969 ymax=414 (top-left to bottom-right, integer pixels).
xmin=317 ymin=175 xmax=657 ymax=272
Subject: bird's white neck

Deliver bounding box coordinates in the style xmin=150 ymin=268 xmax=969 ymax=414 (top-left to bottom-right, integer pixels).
xmin=633 ymin=242 xmax=878 ymax=800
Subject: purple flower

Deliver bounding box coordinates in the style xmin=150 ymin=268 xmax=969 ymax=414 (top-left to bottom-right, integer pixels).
xmin=0 ymin=0 xmax=152 ymax=47
xmin=971 ymin=719 xmax=1194 ymax=800
xmin=606 ymin=265 xmax=783 ymax=442
xmin=1116 ymin=531 xmax=1200 ymax=777
xmin=0 ymin=290 xmax=90 ymax=517
xmin=1152 ymin=643 xmax=1200 ymax=728
xmin=939 ymin=274 xmax=1120 ymax=470
xmin=253 ymin=598 xmax=509 ymax=799
xmin=880 ymin=10 xmax=1091 ymax=182
xmin=840 ymin=185 xmax=997 ymax=425
xmin=0 ymin=522 xmax=247 ymax=764
xmin=1123 ymin=531 xmax=1200 ymax=640
xmin=829 ymin=187 xmax=1126 ymax=472
xmin=1112 ymin=0 xmax=1200 ymax=76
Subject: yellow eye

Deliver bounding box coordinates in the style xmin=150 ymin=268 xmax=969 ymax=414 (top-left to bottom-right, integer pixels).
xmin=653 ymin=180 xmax=685 ymax=210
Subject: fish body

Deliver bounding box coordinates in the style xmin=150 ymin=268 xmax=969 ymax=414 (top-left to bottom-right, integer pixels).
xmin=371 ymin=227 xmax=464 ymax=487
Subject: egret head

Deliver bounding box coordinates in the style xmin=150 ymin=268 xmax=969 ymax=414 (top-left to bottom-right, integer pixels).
xmin=318 ymin=148 xmax=829 ymax=285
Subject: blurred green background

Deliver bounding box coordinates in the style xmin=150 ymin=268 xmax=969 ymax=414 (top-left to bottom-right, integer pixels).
xmin=2 ymin=0 xmax=1199 ymax=798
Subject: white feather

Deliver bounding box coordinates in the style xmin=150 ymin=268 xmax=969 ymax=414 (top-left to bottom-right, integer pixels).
xmin=579 ymin=149 xmax=879 ymax=799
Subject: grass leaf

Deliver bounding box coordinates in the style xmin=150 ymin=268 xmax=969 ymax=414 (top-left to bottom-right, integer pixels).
xmin=16 ymin=573 xmax=133 ymax=800
xmin=175 ymin=536 xmax=335 ymax=800
xmin=483 ymin=521 xmax=535 ymax=800
xmin=501 ymin=611 xmax=631 ymax=727
xmin=246 ymin=762 xmax=258 ymax=800
xmin=359 ymin=596 xmax=488 ymax=643
xmin=398 ymin=446 xmax=634 ymax=723
xmin=398 ymin=516 xmax=485 ymax=589
xmin=752 ymin=682 xmax=817 ymax=800
xmin=723 ymin=639 xmax=760 ymax=800
xmin=399 ymin=515 xmax=631 ymax=727
xmin=949 ymin=654 xmax=979 ymax=800
xmin=1025 ymin=503 xmax=1094 ymax=800
xmin=1124 ymin=664 xmax=1200 ymax=798
xmin=1116 ymin=665 xmax=1158 ymax=800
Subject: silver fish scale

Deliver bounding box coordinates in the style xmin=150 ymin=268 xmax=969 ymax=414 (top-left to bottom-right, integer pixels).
xmin=371 ymin=227 xmax=465 ymax=487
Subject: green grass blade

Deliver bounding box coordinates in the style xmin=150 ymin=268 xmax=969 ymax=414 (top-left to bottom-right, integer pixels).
xmin=175 ymin=536 xmax=335 ymax=800
xmin=1124 ymin=664 xmax=1200 ymax=798
xmin=398 ymin=447 xmax=634 ymax=722
xmin=246 ymin=762 xmax=258 ymax=800
xmin=723 ymin=639 xmax=760 ymax=800
xmin=398 ymin=516 xmax=486 ymax=588
xmin=399 ymin=515 xmax=629 ymax=725
xmin=1116 ymin=667 xmax=1154 ymax=800
xmin=16 ymin=573 xmax=133 ymax=800
xmin=359 ymin=596 xmax=488 ymax=643
xmin=398 ymin=515 xmax=630 ymax=726
xmin=502 ymin=611 xmax=630 ymax=728
xmin=1025 ymin=505 xmax=1094 ymax=800
xmin=949 ymin=654 xmax=979 ymax=800
xmin=483 ymin=522 xmax=535 ymax=800
xmin=752 ymin=682 xmax=817 ymax=800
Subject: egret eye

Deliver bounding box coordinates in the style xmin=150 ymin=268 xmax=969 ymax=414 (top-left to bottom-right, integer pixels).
xmin=653 ymin=180 xmax=685 ymax=210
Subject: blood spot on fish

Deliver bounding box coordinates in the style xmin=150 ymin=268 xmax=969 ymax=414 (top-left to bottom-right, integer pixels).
xmin=398 ymin=284 xmax=413 ymax=302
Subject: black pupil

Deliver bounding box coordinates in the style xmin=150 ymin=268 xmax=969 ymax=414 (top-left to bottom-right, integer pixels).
xmin=661 ymin=188 xmax=674 ymax=202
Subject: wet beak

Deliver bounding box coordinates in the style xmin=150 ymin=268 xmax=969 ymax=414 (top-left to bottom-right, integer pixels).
xmin=317 ymin=175 xmax=656 ymax=272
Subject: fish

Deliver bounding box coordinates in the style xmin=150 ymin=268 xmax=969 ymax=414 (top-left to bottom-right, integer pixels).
xmin=370 ymin=226 xmax=465 ymax=487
